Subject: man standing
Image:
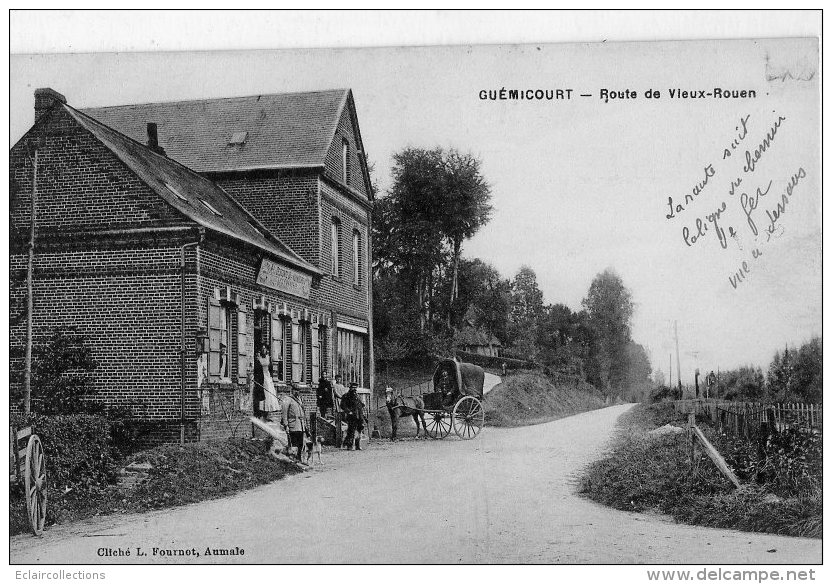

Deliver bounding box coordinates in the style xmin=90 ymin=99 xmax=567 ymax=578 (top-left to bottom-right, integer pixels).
xmin=340 ymin=382 xmax=366 ymax=451
xmin=281 ymin=389 xmax=308 ymax=463
xmin=317 ymin=371 xmax=334 ymax=418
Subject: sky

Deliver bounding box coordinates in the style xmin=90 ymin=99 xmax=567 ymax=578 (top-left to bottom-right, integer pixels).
xmin=9 ymin=37 xmax=820 ymax=383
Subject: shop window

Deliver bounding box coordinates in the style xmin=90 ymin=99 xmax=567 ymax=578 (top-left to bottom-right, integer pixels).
xmin=336 ymin=328 xmax=365 ymax=387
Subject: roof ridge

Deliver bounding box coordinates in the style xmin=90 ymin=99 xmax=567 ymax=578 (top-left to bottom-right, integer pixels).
xmin=82 ymin=88 xmax=350 ymax=111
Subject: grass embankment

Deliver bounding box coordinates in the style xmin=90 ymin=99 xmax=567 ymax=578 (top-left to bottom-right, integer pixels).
xmin=10 ymin=438 xmax=300 ymax=536
xmin=484 ymin=373 xmax=606 ymax=427
xmin=578 ymin=403 xmax=822 ymax=538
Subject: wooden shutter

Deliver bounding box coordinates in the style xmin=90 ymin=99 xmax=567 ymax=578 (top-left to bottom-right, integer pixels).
xmin=291 ymin=319 xmax=302 ymax=383
xmin=237 ymin=304 xmax=248 ymax=383
xmin=311 ymin=322 xmax=320 ymax=383
xmin=207 ymin=298 xmax=222 ymax=381
xmin=271 ymin=312 xmax=284 ymax=382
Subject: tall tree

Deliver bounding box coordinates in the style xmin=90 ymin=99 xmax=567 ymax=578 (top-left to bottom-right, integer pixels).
xmin=582 ymin=269 xmax=634 ymax=396
xmin=508 ymin=265 xmax=545 ymax=359
xmin=375 ymin=148 xmax=447 ymax=331
xmin=439 ymin=149 xmax=492 ymax=325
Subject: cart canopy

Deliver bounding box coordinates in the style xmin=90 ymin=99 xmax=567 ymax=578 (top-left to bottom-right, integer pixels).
xmin=432 ymin=359 xmax=484 ymax=400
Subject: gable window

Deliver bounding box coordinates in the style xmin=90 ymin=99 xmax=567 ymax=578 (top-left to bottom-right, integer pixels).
xmin=331 ymin=218 xmax=341 ymax=277
xmin=341 ymin=139 xmax=350 ymax=185
xmin=352 ymin=230 xmax=361 ymax=286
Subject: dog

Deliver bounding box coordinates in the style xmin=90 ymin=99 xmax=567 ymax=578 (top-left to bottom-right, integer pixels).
xmin=303 ymin=435 xmax=324 ymax=465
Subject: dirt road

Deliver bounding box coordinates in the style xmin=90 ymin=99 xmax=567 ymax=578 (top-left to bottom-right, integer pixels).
xmin=10 ymin=404 xmax=821 ymax=564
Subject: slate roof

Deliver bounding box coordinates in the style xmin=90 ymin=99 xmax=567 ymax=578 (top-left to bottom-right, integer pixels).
xmin=82 ymin=90 xmax=350 ymax=173
xmin=64 ymin=104 xmax=321 ymax=275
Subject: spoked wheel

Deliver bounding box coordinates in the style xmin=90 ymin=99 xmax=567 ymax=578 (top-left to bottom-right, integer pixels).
xmin=452 ymin=396 xmax=485 ymax=440
xmin=424 ymin=411 xmax=452 ymax=439
xmin=24 ymin=435 xmax=47 ymax=536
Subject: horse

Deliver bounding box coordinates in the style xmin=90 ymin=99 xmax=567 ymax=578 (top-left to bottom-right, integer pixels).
xmin=385 ymin=387 xmax=428 ymax=440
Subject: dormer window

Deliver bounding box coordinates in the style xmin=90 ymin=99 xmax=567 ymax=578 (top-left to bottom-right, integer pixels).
xmin=164 ymin=182 xmax=188 ymax=202
xmin=199 ymin=199 xmax=223 ymax=217
xmin=341 ymin=138 xmax=350 ymax=184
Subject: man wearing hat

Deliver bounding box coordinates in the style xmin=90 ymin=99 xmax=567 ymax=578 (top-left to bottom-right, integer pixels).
xmin=340 ymin=382 xmax=366 ymax=450
xmin=281 ymin=388 xmax=308 ymax=463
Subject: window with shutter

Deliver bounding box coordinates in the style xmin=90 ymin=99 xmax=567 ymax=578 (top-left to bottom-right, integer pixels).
xmin=291 ymin=320 xmax=302 ymax=383
xmin=270 ymin=312 xmax=284 ymax=382
xmin=237 ymin=305 xmax=248 ymax=383
xmin=208 ymin=299 xmax=223 ymax=381
xmin=311 ymin=322 xmax=320 ymax=383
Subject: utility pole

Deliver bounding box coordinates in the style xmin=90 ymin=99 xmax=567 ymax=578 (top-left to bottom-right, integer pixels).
xmin=23 ymin=148 xmax=38 ymax=415
xmin=674 ymin=320 xmax=682 ymax=394
xmin=668 ymin=353 xmax=672 ymax=388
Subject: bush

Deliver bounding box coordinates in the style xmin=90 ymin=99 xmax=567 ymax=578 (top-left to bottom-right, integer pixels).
xmin=649 ymin=384 xmax=681 ymax=402
xmin=578 ymin=404 xmax=822 ymax=538
xmin=10 ymin=413 xmax=119 ymax=494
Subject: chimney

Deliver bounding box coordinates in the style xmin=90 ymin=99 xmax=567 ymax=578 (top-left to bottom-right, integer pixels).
xmin=146 ymin=122 xmax=166 ymax=156
xmin=34 ymin=88 xmax=67 ymax=120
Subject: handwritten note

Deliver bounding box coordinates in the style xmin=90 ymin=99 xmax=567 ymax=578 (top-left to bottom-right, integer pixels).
xmin=663 ymin=110 xmax=808 ymax=290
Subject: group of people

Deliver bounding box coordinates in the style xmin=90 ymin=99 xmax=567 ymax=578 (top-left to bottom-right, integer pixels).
xmin=252 ymin=345 xmax=367 ymax=458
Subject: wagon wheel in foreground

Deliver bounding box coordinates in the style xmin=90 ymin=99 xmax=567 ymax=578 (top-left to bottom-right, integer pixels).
xmin=24 ymin=435 xmax=47 ymax=536
xmin=452 ymin=396 xmax=485 ymax=440
xmin=424 ymin=410 xmax=452 ymax=439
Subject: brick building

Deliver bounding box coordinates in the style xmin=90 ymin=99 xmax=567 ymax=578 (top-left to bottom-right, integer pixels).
xmin=10 ymin=88 xmax=374 ymax=442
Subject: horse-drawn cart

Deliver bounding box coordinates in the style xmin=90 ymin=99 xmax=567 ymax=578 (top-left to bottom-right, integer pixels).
xmin=387 ymin=359 xmax=486 ymax=440
xmin=10 ymin=425 xmax=47 ymax=535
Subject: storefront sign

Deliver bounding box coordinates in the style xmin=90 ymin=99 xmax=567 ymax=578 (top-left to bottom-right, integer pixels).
xmin=256 ymin=258 xmax=312 ymax=299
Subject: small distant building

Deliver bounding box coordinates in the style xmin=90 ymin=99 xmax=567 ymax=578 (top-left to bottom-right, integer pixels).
xmin=10 ymin=88 xmax=374 ymax=443
xmin=454 ymin=309 xmax=502 ymax=358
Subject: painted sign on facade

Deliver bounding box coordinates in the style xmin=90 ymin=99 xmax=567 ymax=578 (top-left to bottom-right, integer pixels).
xmin=256 ymin=258 xmax=312 ymax=299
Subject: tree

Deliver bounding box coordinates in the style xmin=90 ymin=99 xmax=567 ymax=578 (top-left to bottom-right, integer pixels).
xmin=536 ymin=303 xmax=589 ymax=375
xmin=375 ymin=147 xmax=448 ymax=331
xmin=582 ymin=269 xmax=634 ymax=396
xmin=439 ymin=150 xmax=492 ymax=325
xmin=453 ymin=258 xmax=511 ymax=342
xmin=508 ymin=265 xmax=545 ymax=359
xmin=791 ymin=337 xmax=822 ymax=403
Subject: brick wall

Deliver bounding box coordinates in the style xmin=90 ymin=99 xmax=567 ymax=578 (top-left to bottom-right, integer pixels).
xmin=323 ymin=98 xmax=370 ymax=198
xmin=9 ymin=246 xmax=188 ymax=420
xmin=10 ymin=106 xmax=182 ymax=234
xmin=214 ymin=172 xmax=320 ymax=267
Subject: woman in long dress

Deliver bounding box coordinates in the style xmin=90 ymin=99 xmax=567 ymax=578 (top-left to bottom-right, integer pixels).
xmin=258 ymin=345 xmax=280 ymax=416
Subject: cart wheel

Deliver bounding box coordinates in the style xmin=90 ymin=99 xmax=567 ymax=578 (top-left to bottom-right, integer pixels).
xmin=424 ymin=411 xmax=452 ymax=439
xmin=452 ymin=396 xmax=485 ymax=440
xmin=24 ymin=435 xmax=47 ymax=536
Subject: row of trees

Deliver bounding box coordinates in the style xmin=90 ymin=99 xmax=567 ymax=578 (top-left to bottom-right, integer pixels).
xmin=373 ymin=146 xmax=652 ymax=401
xmin=709 ymin=337 xmax=822 ymax=403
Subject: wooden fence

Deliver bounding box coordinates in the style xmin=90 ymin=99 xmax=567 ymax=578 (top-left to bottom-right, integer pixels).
xmin=674 ymin=399 xmax=822 ymax=438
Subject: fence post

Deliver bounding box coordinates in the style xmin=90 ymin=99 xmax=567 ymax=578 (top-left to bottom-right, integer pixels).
xmin=687 ymin=413 xmax=696 ymax=463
